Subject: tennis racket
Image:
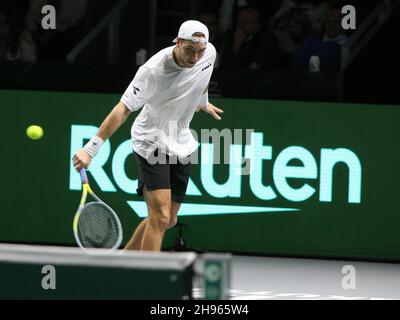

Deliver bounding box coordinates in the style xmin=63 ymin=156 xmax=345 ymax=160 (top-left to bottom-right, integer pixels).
xmin=73 ymin=168 xmax=123 ymax=252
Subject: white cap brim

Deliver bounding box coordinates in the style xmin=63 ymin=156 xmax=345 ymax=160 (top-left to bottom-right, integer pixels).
xmin=173 ymin=20 xmax=209 ymax=44
xmin=173 ymin=36 xmax=208 ymax=43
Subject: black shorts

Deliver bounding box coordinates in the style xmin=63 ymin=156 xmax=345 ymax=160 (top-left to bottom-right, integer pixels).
xmin=134 ymin=149 xmax=191 ymax=203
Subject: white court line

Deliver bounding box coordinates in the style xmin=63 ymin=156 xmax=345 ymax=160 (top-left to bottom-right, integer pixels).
xmin=193 ymin=288 xmax=391 ymax=300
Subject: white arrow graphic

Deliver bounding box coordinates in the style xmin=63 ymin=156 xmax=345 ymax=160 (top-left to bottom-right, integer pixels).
xmin=127 ymin=201 xmax=300 ymax=217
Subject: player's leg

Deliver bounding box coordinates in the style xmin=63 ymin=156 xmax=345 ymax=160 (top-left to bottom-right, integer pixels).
xmin=124 ymin=200 xmax=179 ymax=251
xmin=168 ymin=154 xmax=191 ymax=227
xmin=140 ymin=188 xmax=172 ymax=251
xmin=125 ymin=150 xmax=190 ymax=251
xmin=123 ymin=218 xmax=148 ymax=250
xmin=125 ymin=150 xmax=171 ymax=251
xmin=140 ymin=153 xmax=191 ymax=250
xmin=169 ymin=201 xmax=181 ymax=227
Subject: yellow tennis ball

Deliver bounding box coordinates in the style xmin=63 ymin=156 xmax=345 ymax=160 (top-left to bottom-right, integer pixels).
xmin=26 ymin=125 xmax=44 ymax=140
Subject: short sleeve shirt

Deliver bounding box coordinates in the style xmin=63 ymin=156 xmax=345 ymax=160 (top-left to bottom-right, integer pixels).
xmin=121 ymin=43 xmax=216 ymax=159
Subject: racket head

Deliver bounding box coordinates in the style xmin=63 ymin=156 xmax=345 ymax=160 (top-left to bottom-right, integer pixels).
xmin=73 ymin=201 xmax=123 ymax=253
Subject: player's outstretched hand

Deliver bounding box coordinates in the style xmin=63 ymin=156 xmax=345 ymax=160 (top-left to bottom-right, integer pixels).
xmin=73 ymin=150 xmax=92 ymax=171
xmin=203 ymin=103 xmax=224 ymax=120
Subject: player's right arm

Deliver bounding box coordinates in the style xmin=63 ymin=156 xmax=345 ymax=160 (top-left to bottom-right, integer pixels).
xmin=73 ymin=102 xmax=131 ymax=170
xmin=96 ymin=101 xmax=131 ymax=141
xmin=73 ymin=66 xmax=156 ymax=171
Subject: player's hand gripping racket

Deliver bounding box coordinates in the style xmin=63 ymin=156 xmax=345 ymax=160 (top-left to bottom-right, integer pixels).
xmin=73 ymin=168 xmax=123 ymax=252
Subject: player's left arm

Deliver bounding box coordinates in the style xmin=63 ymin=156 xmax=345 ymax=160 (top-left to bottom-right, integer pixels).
xmin=196 ymin=86 xmax=223 ymax=120
xmin=199 ymin=102 xmax=224 ymax=120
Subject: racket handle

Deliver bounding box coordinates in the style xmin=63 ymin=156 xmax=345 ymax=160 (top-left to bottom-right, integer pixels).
xmin=80 ymin=168 xmax=88 ymax=184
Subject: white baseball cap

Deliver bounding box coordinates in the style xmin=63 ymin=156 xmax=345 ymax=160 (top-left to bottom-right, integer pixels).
xmin=173 ymin=20 xmax=209 ymax=43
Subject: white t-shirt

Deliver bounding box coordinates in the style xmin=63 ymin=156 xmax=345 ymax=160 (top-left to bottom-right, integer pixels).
xmin=121 ymin=43 xmax=216 ymax=159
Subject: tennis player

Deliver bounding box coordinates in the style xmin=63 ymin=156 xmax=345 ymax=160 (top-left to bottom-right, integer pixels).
xmin=73 ymin=20 xmax=223 ymax=251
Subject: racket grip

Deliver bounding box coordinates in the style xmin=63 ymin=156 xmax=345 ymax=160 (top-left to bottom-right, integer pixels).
xmin=80 ymin=168 xmax=88 ymax=184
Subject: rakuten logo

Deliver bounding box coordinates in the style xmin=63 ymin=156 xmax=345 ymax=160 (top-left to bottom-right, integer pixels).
xmin=69 ymin=125 xmax=362 ymax=216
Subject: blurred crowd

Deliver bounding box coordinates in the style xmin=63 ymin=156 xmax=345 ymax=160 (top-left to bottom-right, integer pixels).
xmin=0 ymin=0 xmax=356 ymax=72
xmin=0 ymin=0 xmax=90 ymax=63
xmin=199 ymin=0 xmax=352 ymax=72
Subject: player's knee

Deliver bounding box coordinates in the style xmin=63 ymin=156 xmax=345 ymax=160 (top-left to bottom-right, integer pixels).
xmin=149 ymin=206 xmax=171 ymax=230
xmin=166 ymin=215 xmax=178 ymax=229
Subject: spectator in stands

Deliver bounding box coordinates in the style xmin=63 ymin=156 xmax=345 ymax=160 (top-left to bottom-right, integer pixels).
xmin=0 ymin=5 xmax=37 ymax=62
xmin=271 ymin=0 xmax=330 ymax=56
xmin=272 ymin=0 xmax=330 ymax=33
xmin=292 ymin=8 xmax=348 ymax=72
xmin=25 ymin=0 xmax=89 ymax=61
xmin=218 ymin=0 xmax=271 ymax=33
xmin=220 ymin=7 xmax=281 ymax=70
xmin=323 ymin=7 xmax=348 ymax=46
xmin=25 ymin=0 xmax=88 ymax=33
xmin=198 ymin=12 xmax=225 ymax=53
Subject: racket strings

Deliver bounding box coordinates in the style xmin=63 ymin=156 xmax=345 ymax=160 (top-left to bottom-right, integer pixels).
xmin=77 ymin=202 xmax=120 ymax=249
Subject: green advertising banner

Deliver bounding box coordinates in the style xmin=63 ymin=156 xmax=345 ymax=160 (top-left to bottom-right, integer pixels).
xmin=1 ymin=90 xmax=400 ymax=261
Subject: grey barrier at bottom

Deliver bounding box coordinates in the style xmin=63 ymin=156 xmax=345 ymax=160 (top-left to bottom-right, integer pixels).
xmin=0 ymin=244 xmax=231 ymax=300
